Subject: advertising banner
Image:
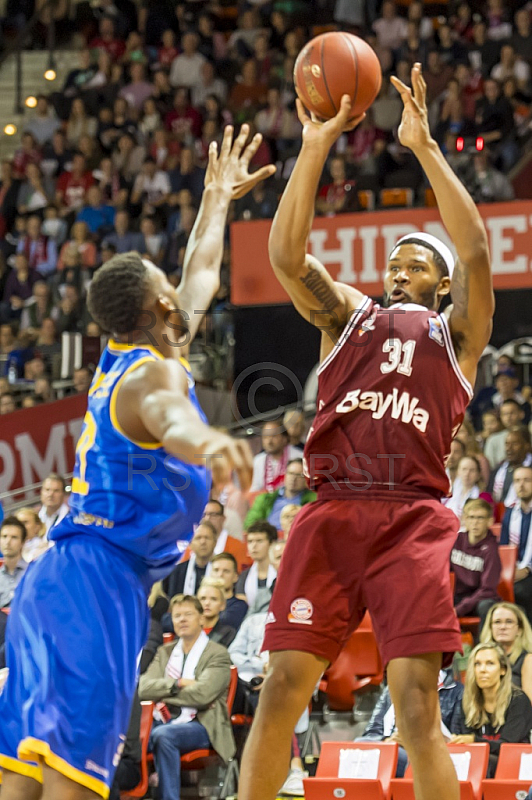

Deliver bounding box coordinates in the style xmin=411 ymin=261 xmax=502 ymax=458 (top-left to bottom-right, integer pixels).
xmin=230 ymin=201 xmax=532 ymax=305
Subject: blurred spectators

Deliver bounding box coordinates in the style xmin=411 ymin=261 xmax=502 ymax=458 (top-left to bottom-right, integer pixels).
xmin=373 ymin=0 xmax=408 ymax=50
xmin=23 ymin=96 xmax=61 ymax=147
xmin=17 ymin=216 xmax=57 ymax=277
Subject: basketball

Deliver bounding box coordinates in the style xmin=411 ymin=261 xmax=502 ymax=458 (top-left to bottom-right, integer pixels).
xmin=294 ymin=32 xmax=382 ymax=121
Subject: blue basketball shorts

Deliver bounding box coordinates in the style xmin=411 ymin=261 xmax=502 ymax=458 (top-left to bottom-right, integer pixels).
xmin=0 ymin=536 xmax=150 ymax=798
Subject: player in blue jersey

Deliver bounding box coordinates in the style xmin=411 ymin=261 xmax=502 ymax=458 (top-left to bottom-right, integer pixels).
xmin=0 ymin=126 xmax=274 ymax=800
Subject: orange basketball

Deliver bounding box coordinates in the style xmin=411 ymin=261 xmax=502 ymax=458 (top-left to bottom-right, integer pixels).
xmin=294 ymin=32 xmax=382 ymax=121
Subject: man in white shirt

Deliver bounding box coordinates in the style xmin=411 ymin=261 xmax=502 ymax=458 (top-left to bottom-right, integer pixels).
xmin=170 ymin=32 xmax=207 ymax=89
xmin=500 ymin=466 xmax=532 ymax=620
xmin=251 ymin=419 xmax=302 ymax=493
xmin=373 ymin=0 xmax=408 ymax=51
xmin=38 ymin=473 xmax=69 ymax=534
xmin=192 ymin=61 xmax=227 ymax=108
xmin=131 ymin=158 xmax=171 ymax=209
xmin=0 ymin=517 xmax=28 ymax=608
xmin=484 ymin=399 xmax=525 ymax=469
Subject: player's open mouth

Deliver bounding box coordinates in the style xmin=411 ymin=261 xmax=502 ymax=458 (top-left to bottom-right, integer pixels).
xmin=391 ymin=288 xmax=409 ymax=302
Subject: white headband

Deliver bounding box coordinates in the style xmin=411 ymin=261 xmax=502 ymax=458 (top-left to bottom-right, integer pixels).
xmin=391 ymin=232 xmax=455 ymax=279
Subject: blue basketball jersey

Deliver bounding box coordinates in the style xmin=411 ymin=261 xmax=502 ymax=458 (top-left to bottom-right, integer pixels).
xmin=51 ymin=339 xmax=210 ymax=580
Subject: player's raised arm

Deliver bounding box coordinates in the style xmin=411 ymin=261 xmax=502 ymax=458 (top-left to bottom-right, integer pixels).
xmin=268 ymin=98 xmax=365 ymax=332
xmin=391 ymin=63 xmax=494 ymax=382
xmin=177 ymin=125 xmax=275 ymax=347
xmin=116 ymin=359 xmax=253 ymax=492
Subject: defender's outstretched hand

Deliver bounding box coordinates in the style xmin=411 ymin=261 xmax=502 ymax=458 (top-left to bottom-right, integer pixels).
xmin=204 ymin=124 xmax=276 ymax=200
xmin=296 ymin=95 xmax=365 ymax=153
xmin=390 ymin=63 xmax=433 ymax=151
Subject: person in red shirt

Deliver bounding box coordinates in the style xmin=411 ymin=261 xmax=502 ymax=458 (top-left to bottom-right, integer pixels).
xmin=164 ymin=88 xmax=202 ymax=141
xmin=55 ymin=153 xmax=94 ymax=217
xmin=89 ymin=17 xmax=126 ymax=63
xmin=157 ymin=29 xmax=179 ymax=70
xmin=12 ymin=133 xmax=41 ymax=180
xmin=451 ymin=497 xmax=501 ymax=627
xmin=316 ymin=155 xmax=359 ymax=216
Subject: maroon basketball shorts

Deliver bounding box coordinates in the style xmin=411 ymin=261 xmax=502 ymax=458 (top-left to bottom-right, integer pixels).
xmin=263 ymin=486 xmax=462 ymax=667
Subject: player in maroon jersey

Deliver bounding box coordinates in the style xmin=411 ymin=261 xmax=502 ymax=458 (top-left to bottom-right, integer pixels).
xmin=239 ymin=64 xmax=493 ymax=800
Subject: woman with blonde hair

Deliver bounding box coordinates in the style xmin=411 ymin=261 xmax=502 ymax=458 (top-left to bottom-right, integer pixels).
xmin=480 ymin=601 xmax=532 ymax=701
xmin=15 ymin=508 xmax=48 ymax=561
xmin=450 ymin=642 xmax=532 ymax=776
xmin=197 ymin=578 xmax=236 ymax=648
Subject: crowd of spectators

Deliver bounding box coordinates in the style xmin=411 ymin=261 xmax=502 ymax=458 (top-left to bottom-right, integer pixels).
xmin=0 ymin=0 xmax=530 ymax=413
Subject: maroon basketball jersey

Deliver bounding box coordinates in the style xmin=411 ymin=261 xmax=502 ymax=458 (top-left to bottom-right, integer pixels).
xmin=304 ymin=298 xmax=473 ymax=498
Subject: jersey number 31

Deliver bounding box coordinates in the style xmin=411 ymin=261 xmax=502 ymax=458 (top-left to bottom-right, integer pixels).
xmin=380 ymin=339 xmax=416 ymax=377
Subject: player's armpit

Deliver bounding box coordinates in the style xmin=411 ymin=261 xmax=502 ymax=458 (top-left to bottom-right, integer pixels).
xmin=272 ymin=253 xmax=364 ymax=336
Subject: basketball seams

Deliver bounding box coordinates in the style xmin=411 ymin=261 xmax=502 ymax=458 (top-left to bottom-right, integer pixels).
xmin=342 ymin=33 xmax=359 ymax=116
xmin=320 ymin=35 xmax=337 ymax=117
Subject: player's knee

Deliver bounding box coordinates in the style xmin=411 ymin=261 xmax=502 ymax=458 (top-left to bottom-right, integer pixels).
xmin=395 ymin=701 xmax=440 ymax=747
xmin=262 ymin=657 xmax=316 ymax=707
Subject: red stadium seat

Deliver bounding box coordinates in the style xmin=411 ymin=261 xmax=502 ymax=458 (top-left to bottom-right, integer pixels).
xmin=304 ymin=741 xmax=398 ymax=800
xmin=458 ymin=545 xmax=517 ymax=635
xmin=390 ymin=743 xmax=489 ymax=800
xmin=424 ymin=187 xmax=437 ymax=207
xmin=320 ymin=612 xmax=384 ymax=713
xmin=379 ymin=188 xmax=414 ymax=208
xmin=482 ymin=743 xmax=532 ymax=800
xmin=358 ymin=190 xmax=376 ymax=211
xmin=162 ymin=632 xmax=175 ymax=644
xmin=491 ymin=523 xmax=502 ymax=540
xmin=120 ymin=701 xmax=154 ymax=799
xmin=497 ymin=545 xmax=517 ymax=602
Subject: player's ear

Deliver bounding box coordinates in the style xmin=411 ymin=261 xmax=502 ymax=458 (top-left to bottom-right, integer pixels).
xmin=437 ymin=275 xmax=451 ymax=299
xmin=155 ymin=293 xmax=174 ymax=314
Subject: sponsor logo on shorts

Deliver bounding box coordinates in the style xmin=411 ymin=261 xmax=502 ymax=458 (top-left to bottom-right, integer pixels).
xmin=265 ymin=611 xmax=276 ymax=625
xmin=85 ymin=759 xmax=109 ymax=779
xmin=288 ymin=598 xmax=313 ymax=625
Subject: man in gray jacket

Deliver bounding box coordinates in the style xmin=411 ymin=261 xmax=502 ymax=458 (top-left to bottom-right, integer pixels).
xmin=139 ymin=594 xmax=235 ymax=800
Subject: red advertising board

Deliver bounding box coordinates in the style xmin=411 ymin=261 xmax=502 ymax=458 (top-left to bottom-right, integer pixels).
xmin=230 ymin=201 xmax=532 ymax=305
xmin=0 ymin=393 xmax=87 ymax=496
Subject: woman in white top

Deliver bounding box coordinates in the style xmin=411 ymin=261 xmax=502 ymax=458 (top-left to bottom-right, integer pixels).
xmin=446 ymin=455 xmax=493 ymax=521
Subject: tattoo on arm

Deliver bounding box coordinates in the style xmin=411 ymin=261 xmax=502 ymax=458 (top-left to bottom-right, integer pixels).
xmin=449 ymin=260 xmax=470 ymax=356
xmin=299 ymin=266 xmax=339 ymax=315
xmin=451 ymin=260 xmax=470 ymax=318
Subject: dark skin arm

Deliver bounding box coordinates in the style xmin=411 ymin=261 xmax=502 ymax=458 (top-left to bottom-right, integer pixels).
xmin=177 ymin=124 xmax=275 ymax=353
xmin=268 ymin=98 xmax=365 ymax=361
xmin=115 ymin=358 xmax=253 ymax=491
xmin=391 ymin=64 xmax=494 ymax=386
